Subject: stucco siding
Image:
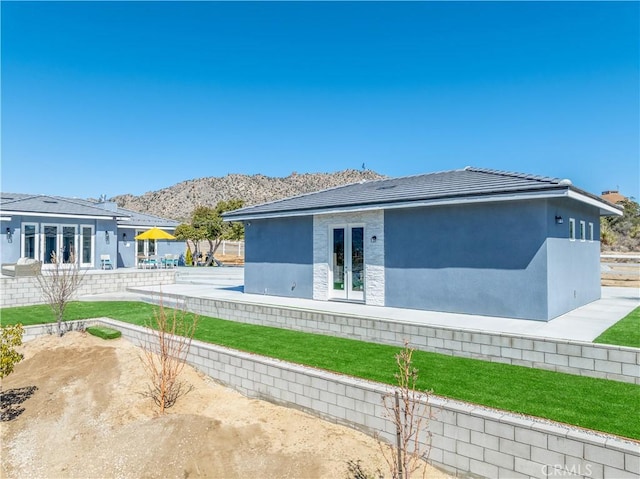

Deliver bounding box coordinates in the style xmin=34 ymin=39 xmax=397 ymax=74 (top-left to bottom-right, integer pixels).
xmin=313 ymin=210 xmax=384 ymax=305
xmin=546 ymin=199 xmax=602 ymax=318
xmin=384 ymin=201 xmax=550 ymax=320
xmin=244 ymin=216 xmax=313 ymax=298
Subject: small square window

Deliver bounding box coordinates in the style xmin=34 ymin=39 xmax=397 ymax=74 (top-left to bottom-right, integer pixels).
xmin=569 ymin=218 xmax=575 ymax=241
xmin=580 ymin=221 xmax=586 ymax=241
xmin=588 ymin=222 xmax=594 ymax=241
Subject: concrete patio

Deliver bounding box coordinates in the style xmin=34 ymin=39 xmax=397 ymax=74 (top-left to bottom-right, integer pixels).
xmin=78 ymin=266 xmax=640 ymax=343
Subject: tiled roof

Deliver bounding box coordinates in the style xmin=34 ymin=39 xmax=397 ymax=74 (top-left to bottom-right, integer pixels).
xmin=224 ymin=167 xmax=617 ymax=219
xmin=0 ymin=193 xmax=124 ymax=218
xmin=0 ymin=193 xmax=179 ymax=227
xmin=116 ymin=207 xmax=180 ymax=228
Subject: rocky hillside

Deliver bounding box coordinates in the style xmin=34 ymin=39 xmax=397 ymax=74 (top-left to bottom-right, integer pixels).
xmin=111 ymin=169 xmax=385 ymax=222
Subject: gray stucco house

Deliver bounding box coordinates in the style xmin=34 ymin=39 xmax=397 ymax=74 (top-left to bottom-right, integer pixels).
xmin=1 ymin=193 xmax=185 ymax=269
xmin=224 ymin=167 xmax=622 ymax=321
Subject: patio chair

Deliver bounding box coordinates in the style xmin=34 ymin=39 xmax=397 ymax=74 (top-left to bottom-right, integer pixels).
xmin=100 ymin=254 xmax=114 ymax=270
xmin=162 ymin=254 xmax=174 ymax=268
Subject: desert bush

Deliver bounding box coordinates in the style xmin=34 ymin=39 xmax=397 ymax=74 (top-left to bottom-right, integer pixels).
xmin=1 ymin=324 xmax=24 ymax=380
xmin=345 ymin=459 xmax=384 ymax=479
xmin=140 ymin=297 xmax=199 ymax=414
xmin=601 ymin=198 xmax=640 ymax=252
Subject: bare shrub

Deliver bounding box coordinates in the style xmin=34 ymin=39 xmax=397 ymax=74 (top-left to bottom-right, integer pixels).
xmin=35 ymin=252 xmax=85 ymax=336
xmin=377 ymin=341 xmax=434 ymax=479
xmin=140 ymin=297 xmax=199 ymax=414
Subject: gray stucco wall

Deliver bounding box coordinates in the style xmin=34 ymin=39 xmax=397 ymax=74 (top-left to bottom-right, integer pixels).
xmin=1 ymin=218 xmax=21 ymax=263
xmin=1 ymin=215 xmax=118 ymax=268
xmin=384 ymin=200 xmax=551 ymax=320
xmin=545 ymin=198 xmax=602 ymax=319
xmin=244 ymin=216 xmax=314 ymax=298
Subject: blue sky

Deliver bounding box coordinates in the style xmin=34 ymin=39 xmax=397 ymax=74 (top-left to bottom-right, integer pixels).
xmin=2 ymin=1 xmax=638 ymax=200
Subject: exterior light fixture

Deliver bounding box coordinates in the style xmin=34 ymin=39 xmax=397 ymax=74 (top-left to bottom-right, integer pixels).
xmin=122 ymin=232 xmax=127 ymax=241
xmin=371 ymin=235 xmax=377 ymax=243
xmin=555 ymin=215 xmax=564 ymax=224
xmin=105 ymin=231 xmax=110 ymax=242
xmin=6 ymin=227 xmax=12 ymax=242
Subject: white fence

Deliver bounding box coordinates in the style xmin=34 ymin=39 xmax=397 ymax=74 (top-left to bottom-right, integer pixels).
xmin=188 ymin=240 xmax=244 ymax=257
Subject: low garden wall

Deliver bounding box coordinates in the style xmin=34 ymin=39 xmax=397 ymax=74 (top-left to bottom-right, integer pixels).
xmin=0 ymin=269 xmax=176 ymax=308
xmin=22 ymin=320 xmax=640 ymax=479
xmin=137 ymin=293 xmax=640 ymax=385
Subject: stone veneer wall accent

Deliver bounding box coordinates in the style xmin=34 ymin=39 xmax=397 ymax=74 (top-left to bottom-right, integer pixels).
xmin=0 ymin=270 xmax=176 ymax=308
xmin=313 ymin=210 xmax=384 ymax=305
xmin=136 ymin=293 xmax=640 ymax=385
xmin=23 ymin=320 xmax=640 ymax=479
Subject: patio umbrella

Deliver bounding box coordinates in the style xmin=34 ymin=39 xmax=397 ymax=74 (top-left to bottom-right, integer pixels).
xmin=134 ymin=227 xmax=176 ymax=240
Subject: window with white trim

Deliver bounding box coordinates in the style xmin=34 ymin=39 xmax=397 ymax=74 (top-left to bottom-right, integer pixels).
xmin=580 ymin=221 xmax=586 ymax=241
xmin=80 ymin=225 xmax=94 ymax=267
xmin=588 ymin=222 xmax=594 ymax=242
xmin=22 ymin=223 xmax=38 ymax=259
xmin=569 ymin=218 xmax=575 ymax=241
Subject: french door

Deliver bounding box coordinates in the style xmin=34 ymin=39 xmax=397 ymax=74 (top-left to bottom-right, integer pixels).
xmin=330 ymin=225 xmax=364 ymax=301
xmin=41 ymin=224 xmax=78 ymax=264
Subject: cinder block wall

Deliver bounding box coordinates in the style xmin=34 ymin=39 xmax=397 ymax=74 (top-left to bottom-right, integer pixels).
xmin=0 ymin=270 xmax=176 ymax=308
xmin=138 ymin=293 xmax=640 ymax=385
xmin=25 ymin=320 xmax=638 ymax=479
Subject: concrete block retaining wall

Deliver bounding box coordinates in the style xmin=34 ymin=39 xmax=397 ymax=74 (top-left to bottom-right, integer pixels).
xmin=0 ymin=270 xmax=176 ymax=308
xmin=141 ymin=293 xmax=640 ymax=385
xmin=23 ymin=319 xmax=640 ymax=479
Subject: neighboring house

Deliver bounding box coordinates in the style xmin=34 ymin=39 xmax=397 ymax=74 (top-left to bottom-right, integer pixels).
xmin=224 ymin=167 xmax=623 ymax=321
xmin=601 ymin=190 xmax=627 ymax=205
xmin=0 ymin=193 xmax=185 ymax=269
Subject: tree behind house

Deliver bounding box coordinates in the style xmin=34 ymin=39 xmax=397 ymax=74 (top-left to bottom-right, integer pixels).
xmin=191 ymin=199 xmax=244 ymax=264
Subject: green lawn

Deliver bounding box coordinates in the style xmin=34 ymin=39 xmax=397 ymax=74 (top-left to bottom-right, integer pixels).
xmin=594 ymin=307 xmax=640 ymax=348
xmin=2 ymin=301 xmax=639 ymax=440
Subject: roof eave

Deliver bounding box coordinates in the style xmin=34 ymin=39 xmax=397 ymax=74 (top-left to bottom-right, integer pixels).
xmin=224 ymin=186 xmax=623 ymax=221
xmin=0 ymin=210 xmax=129 ymax=220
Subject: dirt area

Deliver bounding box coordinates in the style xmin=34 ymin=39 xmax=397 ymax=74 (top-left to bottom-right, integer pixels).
xmin=601 ymin=261 xmax=640 ymax=288
xmin=1 ymin=333 xmax=448 ymax=479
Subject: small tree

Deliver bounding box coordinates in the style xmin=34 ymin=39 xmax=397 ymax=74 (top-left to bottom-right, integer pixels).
xmin=140 ymin=297 xmax=199 ymax=414
xmin=191 ymin=199 xmax=244 ymax=264
xmin=35 ymin=252 xmax=85 ymax=336
xmin=1 ymin=324 xmax=24 ymax=380
xmin=174 ymin=223 xmax=197 ymax=258
xmin=378 ymin=341 xmax=433 ymax=479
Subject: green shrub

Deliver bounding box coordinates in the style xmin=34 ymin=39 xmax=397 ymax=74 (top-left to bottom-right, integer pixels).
xmin=1 ymin=324 xmax=24 ymax=378
xmin=185 ymin=248 xmax=193 ymax=266
xmin=86 ymin=326 xmax=121 ymax=340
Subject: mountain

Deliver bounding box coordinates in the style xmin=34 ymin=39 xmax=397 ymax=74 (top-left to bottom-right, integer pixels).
xmin=111 ymin=169 xmax=385 ymax=222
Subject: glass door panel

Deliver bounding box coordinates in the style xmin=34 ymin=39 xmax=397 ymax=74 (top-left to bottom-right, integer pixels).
xmin=332 ymin=228 xmax=345 ymax=296
xmin=350 ymin=227 xmax=364 ymax=296
xmin=62 ymin=226 xmax=76 ymax=263
xmin=44 ymin=226 xmax=58 ymax=263
xmin=23 ymin=225 xmax=36 ymax=259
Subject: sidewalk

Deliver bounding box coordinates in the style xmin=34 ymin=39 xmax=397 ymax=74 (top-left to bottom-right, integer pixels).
xmin=80 ymin=266 xmax=640 ymax=343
